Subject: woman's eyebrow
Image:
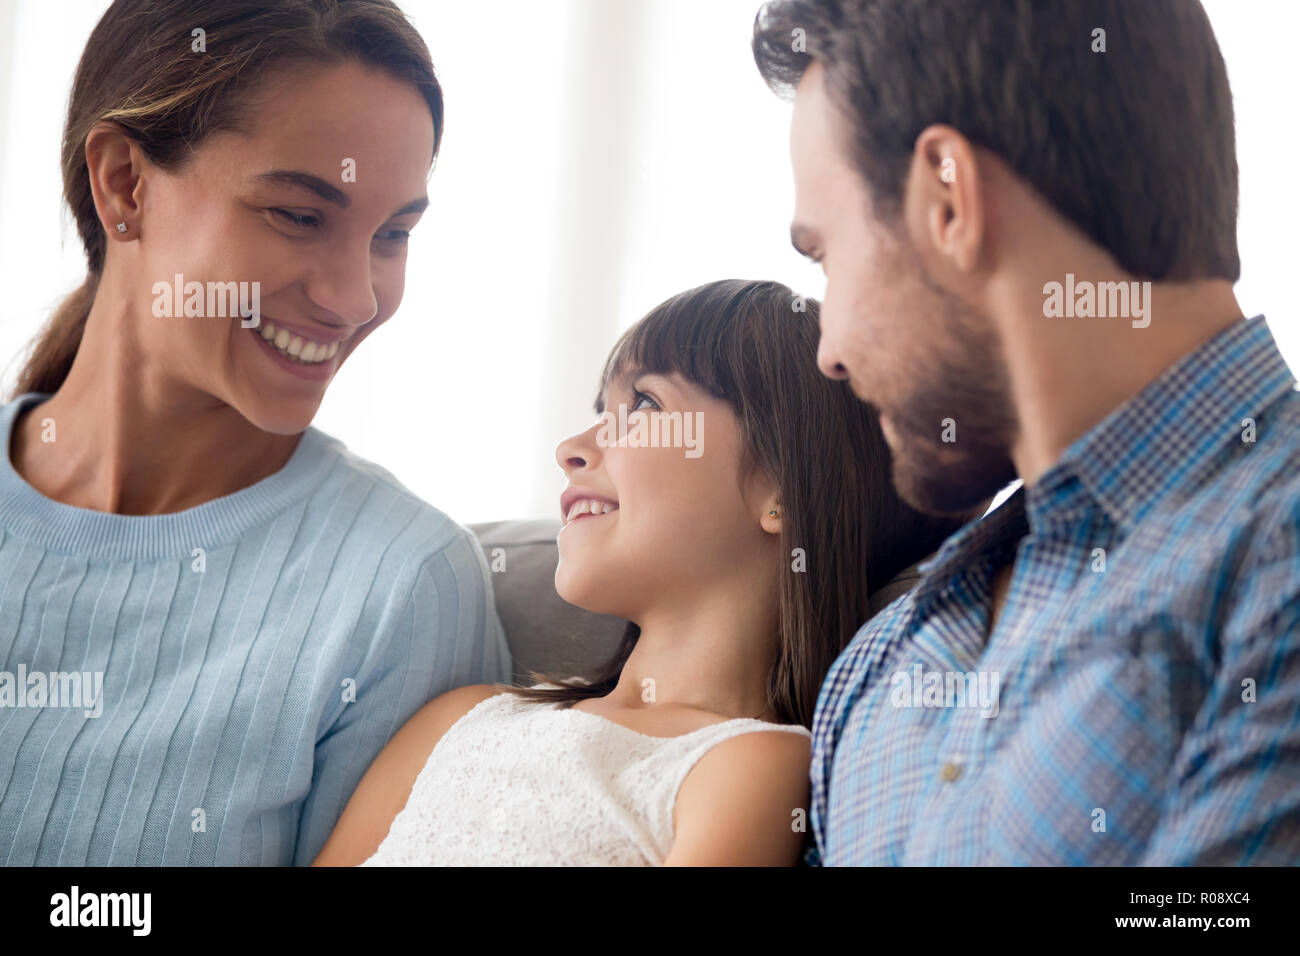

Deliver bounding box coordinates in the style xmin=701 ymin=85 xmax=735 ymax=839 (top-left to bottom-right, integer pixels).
xmin=393 ymin=195 xmax=429 ymax=216
xmin=250 ymin=168 xmax=428 ymax=217
xmin=251 ymin=169 xmax=350 ymax=208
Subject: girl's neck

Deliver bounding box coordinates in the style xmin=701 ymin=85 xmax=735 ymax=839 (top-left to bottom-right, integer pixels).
xmin=604 ymin=584 xmax=781 ymax=722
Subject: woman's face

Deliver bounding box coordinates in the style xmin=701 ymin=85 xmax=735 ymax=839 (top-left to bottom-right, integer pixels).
xmin=554 ymin=368 xmax=779 ymax=621
xmin=127 ymin=60 xmax=434 ymax=433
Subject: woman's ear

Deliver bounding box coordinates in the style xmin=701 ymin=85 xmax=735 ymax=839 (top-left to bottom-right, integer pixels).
xmin=85 ymin=121 xmax=144 ymax=242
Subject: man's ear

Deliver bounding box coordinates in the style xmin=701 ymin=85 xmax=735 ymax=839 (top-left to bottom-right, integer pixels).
xmin=902 ymin=124 xmax=985 ymax=278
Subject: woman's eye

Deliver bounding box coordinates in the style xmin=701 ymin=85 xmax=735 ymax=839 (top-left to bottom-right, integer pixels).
xmin=271 ymin=208 xmax=319 ymax=228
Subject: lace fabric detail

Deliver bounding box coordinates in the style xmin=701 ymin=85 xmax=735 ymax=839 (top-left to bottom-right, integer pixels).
xmin=360 ymin=686 xmax=811 ymax=866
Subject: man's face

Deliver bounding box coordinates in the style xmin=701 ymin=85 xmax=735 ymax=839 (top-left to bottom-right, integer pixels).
xmin=788 ymin=62 xmax=1017 ymax=515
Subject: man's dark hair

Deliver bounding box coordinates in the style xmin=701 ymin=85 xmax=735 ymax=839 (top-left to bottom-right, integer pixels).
xmin=753 ymin=0 xmax=1239 ymax=282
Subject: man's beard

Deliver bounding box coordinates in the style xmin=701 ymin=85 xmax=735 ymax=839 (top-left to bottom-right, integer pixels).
xmin=882 ymin=260 xmax=1019 ymax=516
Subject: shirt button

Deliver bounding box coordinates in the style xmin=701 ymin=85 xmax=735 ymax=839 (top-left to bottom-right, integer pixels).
xmin=940 ymin=760 xmax=963 ymax=783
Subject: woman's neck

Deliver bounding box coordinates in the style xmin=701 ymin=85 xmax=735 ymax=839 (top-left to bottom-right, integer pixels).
xmin=10 ymin=295 xmax=298 ymax=516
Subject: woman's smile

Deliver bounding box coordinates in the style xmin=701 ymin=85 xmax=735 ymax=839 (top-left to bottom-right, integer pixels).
xmin=246 ymin=316 xmax=343 ymax=382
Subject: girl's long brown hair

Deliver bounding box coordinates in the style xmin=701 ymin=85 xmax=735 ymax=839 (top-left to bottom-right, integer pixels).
xmin=505 ymin=279 xmax=977 ymax=728
xmin=14 ymin=0 xmax=443 ymax=399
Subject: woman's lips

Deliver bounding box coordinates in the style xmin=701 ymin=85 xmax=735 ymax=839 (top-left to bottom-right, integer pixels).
xmin=247 ymin=321 xmax=337 ymax=382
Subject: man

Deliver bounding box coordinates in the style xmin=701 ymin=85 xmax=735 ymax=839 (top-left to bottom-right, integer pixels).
xmin=753 ymin=0 xmax=1299 ymax=864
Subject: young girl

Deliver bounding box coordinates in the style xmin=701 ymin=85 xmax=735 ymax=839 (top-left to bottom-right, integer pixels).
xmin=315 ymin=279 xmax=973 ymax=866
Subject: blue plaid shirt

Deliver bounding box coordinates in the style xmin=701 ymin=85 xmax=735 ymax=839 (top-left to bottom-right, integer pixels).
xmin=809 ymin=314 xmax=1300 ymax=865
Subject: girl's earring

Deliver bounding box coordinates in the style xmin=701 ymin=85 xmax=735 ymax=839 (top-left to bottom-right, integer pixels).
xmin=115 ymin=222 xmax=127 ymax=233
xmin=768 ymin=510 xmax=778 ymax=517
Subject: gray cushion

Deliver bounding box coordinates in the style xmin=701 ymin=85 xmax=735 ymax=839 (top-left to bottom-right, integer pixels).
xmin=468 ymin=518 xmax=924 ymax=684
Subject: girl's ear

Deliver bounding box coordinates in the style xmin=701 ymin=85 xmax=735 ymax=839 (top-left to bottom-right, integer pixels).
xmin=759 ymin=496 xmax=783 ymax=535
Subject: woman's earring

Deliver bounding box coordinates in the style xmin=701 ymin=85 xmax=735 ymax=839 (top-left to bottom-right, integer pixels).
xmin=768 ymin=510 xmax=778 ymax=517
xmin=115 ymin=222 xmax=127 ymax=233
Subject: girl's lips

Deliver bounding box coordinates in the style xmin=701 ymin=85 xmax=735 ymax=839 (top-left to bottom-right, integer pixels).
xmin=559 ymin=509 xmax=617 ymax=532
xmin=559 ymin=487 xmax=620 ymax=521
xmin=247 ymin=322 xmax=336 ymax=382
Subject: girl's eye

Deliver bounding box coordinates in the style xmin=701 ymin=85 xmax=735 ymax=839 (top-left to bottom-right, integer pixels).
xmin=630 ymin=390 xmax=659 ymax=412
xmin=271 ymin=208 xmax=319 ymax=228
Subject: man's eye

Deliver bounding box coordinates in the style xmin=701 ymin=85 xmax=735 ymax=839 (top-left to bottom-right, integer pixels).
xmin=271 ymin=209 xmax=319 ymax=228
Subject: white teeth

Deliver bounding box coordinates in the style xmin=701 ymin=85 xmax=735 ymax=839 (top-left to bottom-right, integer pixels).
xmin=565 ymin=498 xmax=619 ymax=524
xmin=254 ymin=319 xmax=341 ymax=364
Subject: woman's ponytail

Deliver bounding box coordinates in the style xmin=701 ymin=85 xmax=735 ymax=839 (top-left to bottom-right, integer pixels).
xmin=12 ymin=273 xmax=98 ymax=397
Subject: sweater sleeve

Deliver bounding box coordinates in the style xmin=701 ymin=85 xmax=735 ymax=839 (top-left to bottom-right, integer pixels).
xmin=291 ymin=526 xmax=512 ymax=865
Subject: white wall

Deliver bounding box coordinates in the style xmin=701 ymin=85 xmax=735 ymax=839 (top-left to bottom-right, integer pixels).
xmin=0 ymin=0 xmax=1292 ymax=525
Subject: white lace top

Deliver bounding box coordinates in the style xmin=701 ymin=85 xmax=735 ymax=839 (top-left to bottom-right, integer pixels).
xmin=360 ymin=685 xmax=812 ymax=866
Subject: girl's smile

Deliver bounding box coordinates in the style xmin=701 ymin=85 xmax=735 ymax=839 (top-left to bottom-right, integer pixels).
xmin=560 ymin=486 xmax=620 ymax=528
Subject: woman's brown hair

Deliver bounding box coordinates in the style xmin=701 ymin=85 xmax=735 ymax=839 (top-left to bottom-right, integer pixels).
xmin=14 ymin=0 xmax=444 ymax=398
xmin=504 ymin=279 xmax=979 ymax=728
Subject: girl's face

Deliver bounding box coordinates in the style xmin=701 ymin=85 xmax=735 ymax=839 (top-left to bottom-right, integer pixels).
xmin=554 ymin=368 xmax=779 ymax=621
xmin=123 ymin=60 xmax=434 ymax=433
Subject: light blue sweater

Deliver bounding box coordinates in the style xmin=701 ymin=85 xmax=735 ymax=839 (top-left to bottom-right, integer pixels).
xmin=0 ymin=393 xmax=511 ymax=865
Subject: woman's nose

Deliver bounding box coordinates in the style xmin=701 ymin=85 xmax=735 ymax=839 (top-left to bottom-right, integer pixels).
xmin=308 ymin=241 xmax=380 ymax=326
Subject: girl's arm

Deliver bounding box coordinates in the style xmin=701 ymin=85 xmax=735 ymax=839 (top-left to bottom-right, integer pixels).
xmin=311 ymin=683 xmax=503 ymax=866
xmin=664 ymin=731 xmax=813 ymax=866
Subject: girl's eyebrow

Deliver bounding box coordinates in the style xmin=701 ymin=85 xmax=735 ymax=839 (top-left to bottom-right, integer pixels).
xmin=594 ymin=367 xmax=645 ymax=415
xmin=593 ymin=372 xmax=677 ymax=415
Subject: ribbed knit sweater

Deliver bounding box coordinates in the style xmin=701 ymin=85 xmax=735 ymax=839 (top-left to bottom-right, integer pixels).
xmin=0 ymin=393 xmax=510 ymax=865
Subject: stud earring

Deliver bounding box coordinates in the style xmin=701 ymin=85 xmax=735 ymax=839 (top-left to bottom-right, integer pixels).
xmin=115 ymin=222 xmax=127 ymax=233
xmin=768 ymin=509 xmax=778 ymax=517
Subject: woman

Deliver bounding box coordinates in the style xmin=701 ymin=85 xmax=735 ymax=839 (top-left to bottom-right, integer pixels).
xmin=315 ymin=280 xmax=977 ymax=866
xmin=0 ymin=0 xmax=508 ymax=866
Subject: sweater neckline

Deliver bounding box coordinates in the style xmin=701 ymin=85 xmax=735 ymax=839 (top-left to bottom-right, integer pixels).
xmin=0 ymin=392 xmax=338 ymax=561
